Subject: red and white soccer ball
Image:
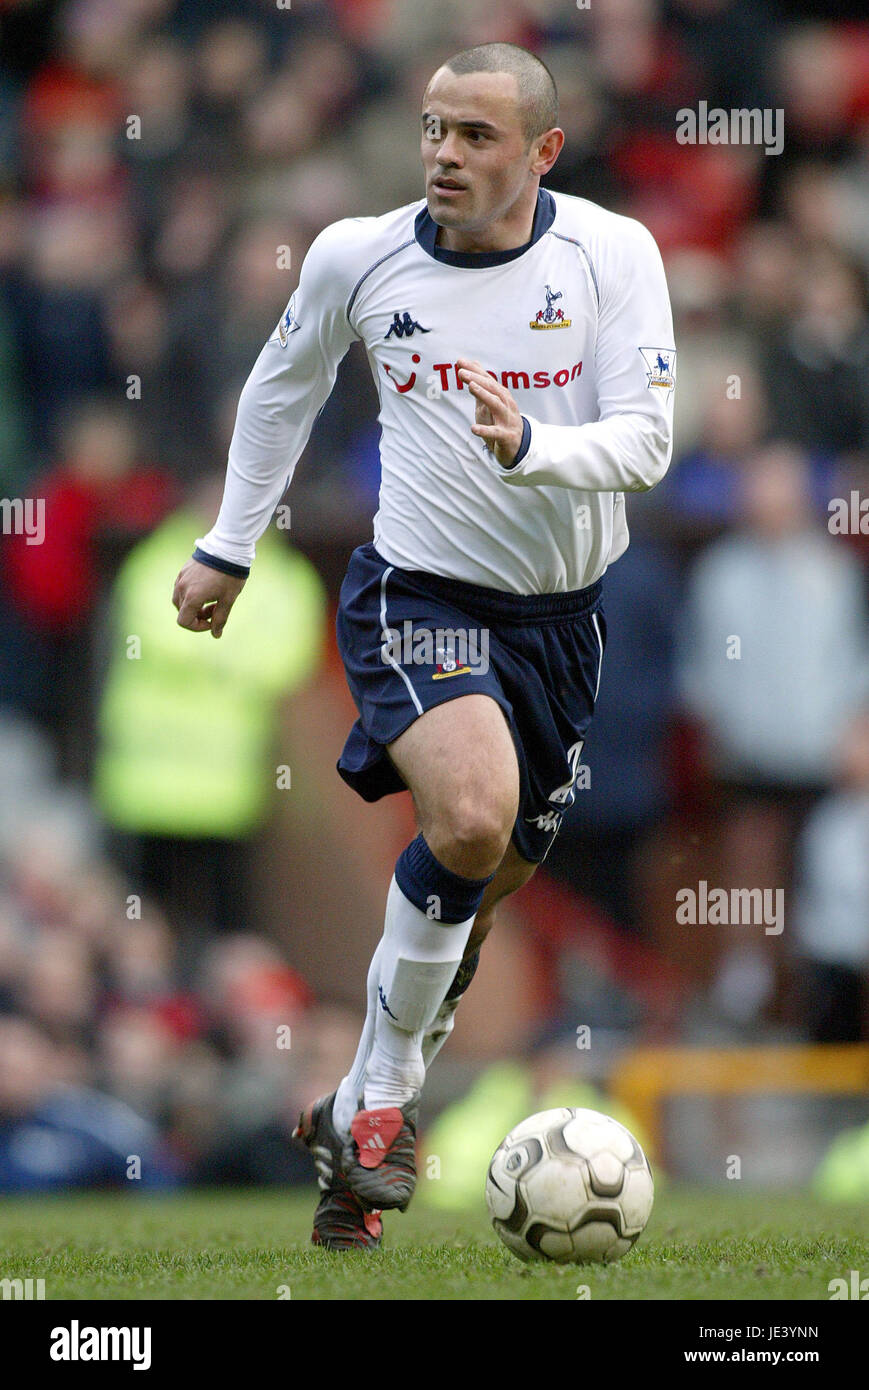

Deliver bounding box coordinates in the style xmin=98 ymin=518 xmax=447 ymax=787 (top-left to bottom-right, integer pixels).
xmin=485 ymin=1107 xmax=654 ymax=1264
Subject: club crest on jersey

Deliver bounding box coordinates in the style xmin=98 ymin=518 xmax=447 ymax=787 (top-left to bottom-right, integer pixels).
xmin=385 ymin=310 xmax=430 ymax=339
xmin=639 ymin=347 xmax=676 ymax=392
xmin=432 ymin=642 xmax=471 ymax=680
xmin=530 ymin=283 xmax=571 ymax=329
xmin=276 ymin=294 xmax=300 ymax=348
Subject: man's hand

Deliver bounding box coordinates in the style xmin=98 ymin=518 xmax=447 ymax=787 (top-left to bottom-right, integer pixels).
xmin=456 ymin=357 xmax=524 ymax=468
xmin=173 ymin=559 xmax=246 ymax=639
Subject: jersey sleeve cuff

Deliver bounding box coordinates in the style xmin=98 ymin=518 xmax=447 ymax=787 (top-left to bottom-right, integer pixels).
xmin=491 ymin=416 xmax=532 ymax=476
xmin=491 ymin=415 xmax=532 ymax=477
xmin=512 ymin=416 xmax=532 ymax=467
xmin=192 ymin=546 xmax=251 ymax=579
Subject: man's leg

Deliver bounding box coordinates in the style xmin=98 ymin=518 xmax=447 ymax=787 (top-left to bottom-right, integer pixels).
xmin=333 ymin=739 xmax=536 ymax=1106
xmin=422 ymin=840 xmax=538 ymax=1067
xmin=322 ymin=695 xmax=519 ymax=1195
xmin=391 ymin=692 xmax=521 ymax=876
xmin=339 ymin=691 xmax=518 ymax=1101
xmin=465 ymin=840 xmax=540 ymax=954
xmin=297 ymin=693 xmax=533 ymax=1233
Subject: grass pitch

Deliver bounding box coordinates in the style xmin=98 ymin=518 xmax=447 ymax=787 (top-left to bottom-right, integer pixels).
xmin=1 ymin=1186 xmax=866 ymax=1301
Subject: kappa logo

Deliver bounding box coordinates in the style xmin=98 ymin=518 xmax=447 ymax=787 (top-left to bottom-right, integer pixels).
xmin=526 ymin=741 xmax=587 ymax=831
xmin=378 ymin=985 xmax=398 ymax=1019
xmin=531 ymin=283 xmax=571 ymax=329
xmin=639 ymin=347 xmax=676 ymax=392
xmin=547 ymin=740 xmax=586 ymax=807
xmin=526 ymin=809 xmax=563 ymax=833
xmin=385 ymin=310 xmax=430 ymax=339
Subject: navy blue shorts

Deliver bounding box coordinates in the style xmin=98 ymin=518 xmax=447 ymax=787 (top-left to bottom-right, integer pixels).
xmin=335 ymin=543 xmax=606 ymax=864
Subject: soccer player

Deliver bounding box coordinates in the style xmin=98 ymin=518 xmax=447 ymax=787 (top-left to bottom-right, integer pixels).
xmin=173 ymin=42 xmax=676 ymax=1249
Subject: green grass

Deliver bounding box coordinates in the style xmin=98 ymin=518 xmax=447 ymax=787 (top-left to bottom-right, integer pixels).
xmin=1 ymin=1186 xmax=867 ymax=1301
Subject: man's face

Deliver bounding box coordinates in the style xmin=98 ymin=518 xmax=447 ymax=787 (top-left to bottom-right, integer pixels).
xmin=421 ymin=68 xmax=538 ymax=232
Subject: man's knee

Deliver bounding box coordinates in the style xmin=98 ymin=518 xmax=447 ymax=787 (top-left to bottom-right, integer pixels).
xmin=432 ymin=790 xmax=517 ymax=869
xmin=390 ymin=695 xmax=520 ymax=877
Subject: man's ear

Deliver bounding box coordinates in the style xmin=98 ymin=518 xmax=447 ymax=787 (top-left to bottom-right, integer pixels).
xmin=531 ymin=127 xmax=565 ymax=177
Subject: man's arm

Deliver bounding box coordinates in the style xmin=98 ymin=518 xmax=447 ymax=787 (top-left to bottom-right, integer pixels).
xmin=473 ymin=216 xmax=676 ymax=492
xmin=175 ymin=220 xmax=358 ymax=635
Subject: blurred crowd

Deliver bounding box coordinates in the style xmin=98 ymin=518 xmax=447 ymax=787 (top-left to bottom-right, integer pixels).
xmin=0 ymin=0 xmax=868 ymax=1189
xmin=0 ymin=704 xmax=372 ymax=1189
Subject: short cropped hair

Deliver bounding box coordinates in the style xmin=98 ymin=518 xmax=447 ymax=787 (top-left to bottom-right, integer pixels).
xmin=442 ymin=42 xmax=558 ymax=143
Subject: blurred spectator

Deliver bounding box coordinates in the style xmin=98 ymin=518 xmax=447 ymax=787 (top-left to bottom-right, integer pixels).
xmin=93 ymin=474 xmax=326 ymax=937
xmin=776 ymin=23 xmax=868 ymax=159
xmin=659 ymin=358 xmax=769 ymax=545
xmin=117 ymin=34 xmax=193 ymax=235
xmin=661 ymin=247 xmax=748 ymax=462
xmin=544 ymin=532 xmax=680 ymax=933
xmin=197 ymin=932 xmax=312 ymax=1060
xmin=667 ymin=0 xmax=776 ymax=115
xmin=0 ymin=788 xmax=343 ymax=1189
xmin=195 ymin=999 xmax=359 ymax=1186
xmin=5 ymin=202 xmax=123 ymax=446
xmin=103 ymin=275 xmax=218 ymax=481
xmin=762 ymin=245 xmax=869 ymax=458
xmin=733 ymin=221 xmax=802 ymax=335
xmin=679 ymin=443 xmax=868 ymax=792
xmin=211 ymin=217 xmax=310 ymax=395
xmin=0 ymin=1017 xmax=183 ymax=1192
xmin=537 ymin=45 xmax=621 ymax=211
xmin=97 ymin=1003 xmax=185 ymax=1120
xmin=0 ymin=274 xmax=28 ymax=498
xmin=21 ymin=928 xmax=97 ymax=1049
xmin=678 ymin=443 xmax=868 ymax=1026
xmin=0 ymin=396 xmax=176 ymax=777
xmin=791 ymin=710 xmax=869 ymax=1042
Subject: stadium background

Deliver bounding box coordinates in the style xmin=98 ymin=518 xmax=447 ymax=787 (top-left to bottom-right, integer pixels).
xmin=0 ymin=0 xmax=867 ymax=1200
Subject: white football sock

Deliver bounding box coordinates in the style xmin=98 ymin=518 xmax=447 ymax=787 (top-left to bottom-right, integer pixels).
xmin=421 ymin=992 xmax=462 ymax=1069
xmin=362 ymin=875 xmax=475 ymax=1110
xmin=332 ymin=941 xmax=383 ymax=1137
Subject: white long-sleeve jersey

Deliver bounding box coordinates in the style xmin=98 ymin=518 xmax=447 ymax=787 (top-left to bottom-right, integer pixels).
xmin=195 ymin=187 xmax=676 ymax=595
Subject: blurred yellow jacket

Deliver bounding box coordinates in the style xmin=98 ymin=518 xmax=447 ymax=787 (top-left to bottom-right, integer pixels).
xmin=94 ymin=509 xmax=325 ymax=837
xmin=813 ymin=1121 xmax=869 ymax=1203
